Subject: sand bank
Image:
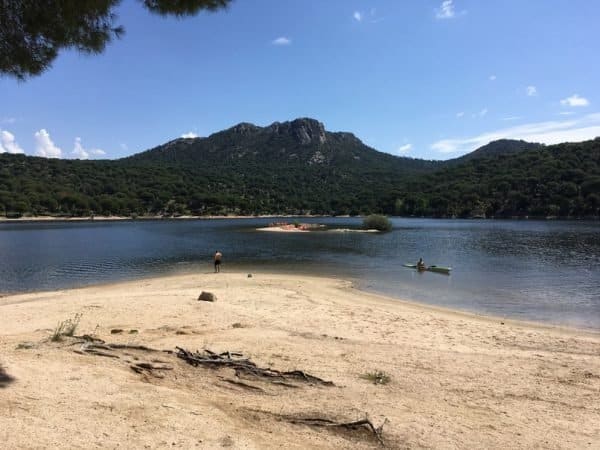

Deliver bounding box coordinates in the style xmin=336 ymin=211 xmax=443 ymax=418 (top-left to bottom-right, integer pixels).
xmin=1 ymin=273 xmax=599 ymax=449
xmin=256 ymin=227 xmax=379 ymax=233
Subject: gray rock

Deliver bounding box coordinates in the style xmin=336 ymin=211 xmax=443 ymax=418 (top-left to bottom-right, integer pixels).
xmin=198 ymin=291 xmax=217 ymax=302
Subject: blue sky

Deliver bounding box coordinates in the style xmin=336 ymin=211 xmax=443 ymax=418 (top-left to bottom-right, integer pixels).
xmin=1 ymin=0 xmax=599 ymax=160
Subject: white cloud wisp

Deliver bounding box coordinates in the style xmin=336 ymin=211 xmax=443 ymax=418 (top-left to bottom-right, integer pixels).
xmin=272 ymin=36 xmax=291 ymax=46
xmin=436 ymin=0 xmax=455 ymax=19
xmin=71 ymin=137 xmax=106 ymax=160
xmin=431 ymin=113 xmax=600 ymax=154
xmin=561 ymin=94 xmax=589 ymax=107
xmin=397 ymin=143 xmax=412 ymax=155
xmin=526 ymin=85 xmax=537 ymax=97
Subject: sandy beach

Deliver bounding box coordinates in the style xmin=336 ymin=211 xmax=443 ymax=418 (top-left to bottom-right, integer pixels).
xmin=1 ymin=272 xmax=599 ymax=449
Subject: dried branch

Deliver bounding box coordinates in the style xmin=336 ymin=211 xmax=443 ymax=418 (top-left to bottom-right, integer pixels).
xmin=175 ymin=347 xmax=334 ymax=387
xmin=288 ymin=415 xmax=388 ymax=447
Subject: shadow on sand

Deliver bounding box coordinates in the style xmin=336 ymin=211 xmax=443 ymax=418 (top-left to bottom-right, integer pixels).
xmin=0 ymin=365 xmax=15 ymax=388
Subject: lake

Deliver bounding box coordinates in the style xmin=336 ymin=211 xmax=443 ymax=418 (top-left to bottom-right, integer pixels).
xmin=1 ymin=218 xmax=599 ymax=330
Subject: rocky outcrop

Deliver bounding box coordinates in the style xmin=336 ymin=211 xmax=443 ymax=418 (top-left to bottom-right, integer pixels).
xmin=268 ymin=118 xmax=327 ymax=145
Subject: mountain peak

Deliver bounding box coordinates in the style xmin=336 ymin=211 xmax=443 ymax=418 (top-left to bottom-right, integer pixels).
xmin=449 ymin=139 xmax=544 ymax=164
xmin=267 ymin=117 xmax=327 ymax=145
xmin=228 ymin=122 xmax=260 ymax=134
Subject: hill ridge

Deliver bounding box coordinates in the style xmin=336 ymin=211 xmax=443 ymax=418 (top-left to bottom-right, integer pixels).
xmin=1 ymin=119 xmax=598 ymax=218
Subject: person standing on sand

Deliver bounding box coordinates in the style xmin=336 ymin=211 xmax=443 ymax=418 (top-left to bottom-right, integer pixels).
xmin=214 ymin=251 xmax=223 ymax=273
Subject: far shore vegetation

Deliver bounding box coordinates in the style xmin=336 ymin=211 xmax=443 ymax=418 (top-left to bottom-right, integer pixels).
xmin=1 ymin=133 xmax=599 ymax=220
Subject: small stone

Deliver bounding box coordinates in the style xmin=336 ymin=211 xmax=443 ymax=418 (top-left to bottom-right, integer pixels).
xmin=198 ymin=291 xmax=217 ymax=302
xmin=111 ymin=329 xmax=124 ymax=334
xmin=247 ymin=274 xmax=253 ymax=278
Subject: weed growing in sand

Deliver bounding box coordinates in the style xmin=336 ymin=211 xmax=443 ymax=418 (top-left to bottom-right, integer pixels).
xmin=360 ymin=370 xmax=391 ymax=385
xmin=50 ymin=313 xmax=82 ymax=342
xmin=16 ymin=342 xmax=36 ymax=350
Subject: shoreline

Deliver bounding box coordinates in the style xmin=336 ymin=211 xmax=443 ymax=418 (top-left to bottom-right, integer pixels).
xmin=2 ymin=271 xmax=599 ymax=448
xmin=1 ymin=215 xmax=598 ymax=224
xmin=0 ymin=214 xmax=335 ymax=223
xmin=2 ymin=271 xmax=598 ymax=337
xmin=2 ymin=269 xmax=598 ymax=334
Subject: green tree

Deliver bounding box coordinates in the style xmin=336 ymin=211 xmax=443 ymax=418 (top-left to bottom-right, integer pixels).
xmin=363 ymin=214 xmax=392 ymax=231
xmin=0 ymin=0 xmax=231 ymax=79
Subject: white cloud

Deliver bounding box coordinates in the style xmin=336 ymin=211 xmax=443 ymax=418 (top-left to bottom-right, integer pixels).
xmin=431 ymin=113 xmax=600 ymax=154
xmin=489 ymin=75 xmax=497 ymax=81
xmin=181 ymin=132 xmax=198 ymax=139
xmin=397 ymin=144 xmax=412 ymax=155
xmin=456 ymin=112 xmax=465 ymax=118
xmin=1 ymin=117 xmax=16 ymax=125
xmin=0 ymin=130 xmax=25 ymax=154
xmin=272 ymin=36 xmax=291 ymax=46
xmin=558 ymin=111 xmax=575 ymax=116
xmin=501 ymin=116 xmax=521 ymax=121
xmin=526 ymin=85 xmax=537 ymax=97
xmin=436 ymin=0 xmax=456 ymax=19
xmin=561 ymin=94 xmax=589 ymax=107
xmin=34 ymin=129 xmax=62 ymax=158
xmin=72 ymin=138 xmax=88 ymax=159
xmin=353 ymin=11 xmax=362 ymax=22
xmin=71 ymin=137 xmax=106 ymax=160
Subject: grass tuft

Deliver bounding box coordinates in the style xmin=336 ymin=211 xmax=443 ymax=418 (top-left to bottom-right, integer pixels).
xmin=50 ymin=313 xmax=82 ymax=342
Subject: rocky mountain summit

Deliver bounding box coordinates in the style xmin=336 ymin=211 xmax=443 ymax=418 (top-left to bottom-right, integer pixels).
xmin=266 ymin=118 xmax=327 ymax=145
xmin=127 ymin=117 xmax=435 ymax=175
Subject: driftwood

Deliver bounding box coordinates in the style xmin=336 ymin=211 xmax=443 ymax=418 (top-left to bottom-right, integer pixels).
xmin=287 ymin=415 xmax=388 ymax=447
xmin=107 ymin=343 xmax=163 ymax=352
xmin=73 ymin=334 xmax=105 ymax=343
xmin=70 ymin=340 xmax=333 ymax=388
xmin=85 ymin=349 xmax=120 ymax=358
xmin=74 ymin=342 xmax=173 ymax=378
xmin=176 ymin=347 xmax=334 ymax=387
xmin=218 ymin=376 xmax=266 ymax=393
xmin=130 ymin=362 xmax=173 ymax=377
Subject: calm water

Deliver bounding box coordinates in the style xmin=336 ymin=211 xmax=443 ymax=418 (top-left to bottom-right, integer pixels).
xmin=1 ymin=218 xmax=599 ymax=329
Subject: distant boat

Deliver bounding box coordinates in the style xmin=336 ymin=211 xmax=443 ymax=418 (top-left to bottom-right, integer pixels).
xmin=403 ymin=263 xmax=452 ymax=274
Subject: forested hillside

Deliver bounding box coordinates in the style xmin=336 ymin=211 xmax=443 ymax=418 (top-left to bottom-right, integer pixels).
xmin=1 ymin=119 xmax=598 ymax=218
xmin=395 ymin=139 xmax=600 ymax=218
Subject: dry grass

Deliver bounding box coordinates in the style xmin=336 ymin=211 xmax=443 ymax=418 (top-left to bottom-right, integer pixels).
xmin=50 ymin=313 xmax=82 ymax=342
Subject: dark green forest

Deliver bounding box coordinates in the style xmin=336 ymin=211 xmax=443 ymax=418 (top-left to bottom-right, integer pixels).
xmin=1 ymin=119 xmax=599 ymax=219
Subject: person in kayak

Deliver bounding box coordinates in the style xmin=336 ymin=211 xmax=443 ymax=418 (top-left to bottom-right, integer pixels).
xmin=417 ymin=258 xmax=426 ymax=271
